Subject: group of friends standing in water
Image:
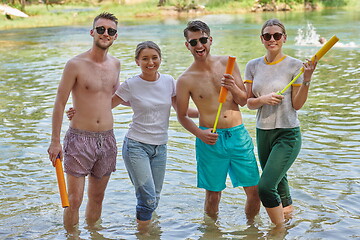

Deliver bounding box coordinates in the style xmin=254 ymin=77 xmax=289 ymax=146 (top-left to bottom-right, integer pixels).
xmin=47 ymin=12 xmax=317 ymax=234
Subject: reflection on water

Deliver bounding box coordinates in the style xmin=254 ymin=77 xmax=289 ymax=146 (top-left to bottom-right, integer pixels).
xmin=0 ymin=9 xmax=360 ymax=240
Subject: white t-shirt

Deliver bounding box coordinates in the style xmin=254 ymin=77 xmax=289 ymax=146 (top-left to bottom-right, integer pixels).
xmin=115 ymin=73 xmax=176 ymax=145
xmin=244 ymin=56 xmax=303 ymax=130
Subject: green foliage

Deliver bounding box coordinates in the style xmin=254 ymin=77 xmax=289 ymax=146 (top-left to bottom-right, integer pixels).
xmin=206 ymin=0 xmax=232 ymax=8
xmin=101 ymin=1 xmax=160 ymax=18
xmin=321 ymin=0 xmax=347 ymax=7
xmin=255 ymin=0 xmax=350 ymax=7
xmin=257 ymin=0 xmax=302 ymax=4
xmin=173 ymin=0 xmax=196 ymax=10
xmin=346 ymin=0 xmax=360 ymax=7
xmin=205 ymin=0 xmax=253 ymax=10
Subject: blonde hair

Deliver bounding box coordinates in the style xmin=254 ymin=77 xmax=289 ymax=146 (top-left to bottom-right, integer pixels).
xmin=93 ymin=12 xmax=118 ymax=28
xmin=261 ymin=19 xmax=286 ymax=35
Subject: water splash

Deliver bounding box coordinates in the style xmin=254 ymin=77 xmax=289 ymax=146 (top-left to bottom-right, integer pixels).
xmin=295 ymin=22 xmax=358 ymax=48
xmin=295 ymin=23 xmax=321 ymax=46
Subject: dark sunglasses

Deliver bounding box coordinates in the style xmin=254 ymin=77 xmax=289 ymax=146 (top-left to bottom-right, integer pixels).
xmin=188 ymin=37 xmax=209 ymax=47
xmin=95 ymin=26 xmax=117 ymax=36
xmin=262 ymin=32 xmax=283 ymax=41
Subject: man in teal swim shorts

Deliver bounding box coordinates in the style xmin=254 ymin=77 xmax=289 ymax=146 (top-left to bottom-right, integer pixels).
xmin=176 ymin=20 xmax=260 ymax=221
xmin=196 ymin=125 xmax=259 ymax=192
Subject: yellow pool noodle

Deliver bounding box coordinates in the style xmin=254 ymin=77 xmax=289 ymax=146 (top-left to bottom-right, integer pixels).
xmin=310 ymin=35 xmax=339 ymax=62
xmin=279 ymin=35 xmax=339 ymax=94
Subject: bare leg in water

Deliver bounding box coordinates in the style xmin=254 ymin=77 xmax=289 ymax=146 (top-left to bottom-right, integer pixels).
xmin=243 ymin=185 xmax=261 ymax=224
xmin=137 ymin=219 xmax=151 ymax=235
xmin=205 ymin=190 xmax=221 ymax=219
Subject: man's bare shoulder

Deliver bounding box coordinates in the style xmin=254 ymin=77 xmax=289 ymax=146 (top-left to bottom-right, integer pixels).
xmin=107 ymin=54 xmax=121 ymax=65
xmin=177 ymin=65 xmax=195 ymax=83
xmin=110 ymin=55 xmax=121 ymax=72
xmin=177 ymin=62 xmax=204 ymax=83
xmin=213 ymin=55 xmax=230 ymax=66
xmin=66 ymin=52 xmax=120 ymax=69
xmin=66 ymin=52 xmax=90 ymax=67
xmin=108 ymin=54 xmax=120 ymax=61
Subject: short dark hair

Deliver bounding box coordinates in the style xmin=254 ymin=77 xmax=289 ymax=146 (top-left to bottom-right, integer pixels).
xmin=93 ymin=12 xmax=118 ymax=28
xmin=261 ymin=19 xmax=286 ymax=35
xmin=135 ymin=41 xmax=162 ymax=59
xmin=183 ymin=20 xmax=210 ymax=39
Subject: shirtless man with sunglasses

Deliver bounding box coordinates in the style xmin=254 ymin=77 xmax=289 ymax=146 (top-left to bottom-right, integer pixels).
xmin=176 ymin=20 xmax=261 ymax=222
xmin=47 ymin=12 xmax=120 ymax=232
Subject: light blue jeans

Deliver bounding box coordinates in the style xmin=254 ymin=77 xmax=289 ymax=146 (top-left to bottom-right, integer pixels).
xmin=122 ymin=137 xmax=167 ymax=221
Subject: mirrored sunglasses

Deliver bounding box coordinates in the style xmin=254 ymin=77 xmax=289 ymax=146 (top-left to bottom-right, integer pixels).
xmin=262 ymin=32 xmax=283 ymax=41
xmin=95 ymin=26 xmax=117 ymax=36
xmin=188 ymin=37 xmax=209 ymax=47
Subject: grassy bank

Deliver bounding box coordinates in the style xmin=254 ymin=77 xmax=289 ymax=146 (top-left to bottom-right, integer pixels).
xmin=1 ymin=0 xmax=359 ymax=30
xmin=0 ymin=1 xmax=162 ymax=30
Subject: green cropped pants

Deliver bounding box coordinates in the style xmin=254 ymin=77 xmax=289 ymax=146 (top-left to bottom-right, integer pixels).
xmin=256 ymin=127 xmax=301 ymax=208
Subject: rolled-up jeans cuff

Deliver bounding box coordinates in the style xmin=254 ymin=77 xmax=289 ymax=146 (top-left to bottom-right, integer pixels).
xmin=136 ymin=210 xmax=152 ymax=221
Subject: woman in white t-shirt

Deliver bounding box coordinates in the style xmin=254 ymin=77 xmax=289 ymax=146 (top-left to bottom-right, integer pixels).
xmin=244 ymin=19 xmax=317 ymax=226
xmin=112 ymin=41 xmax=197 ymax=233
xmin=67 ymin=41 xmax=197 ymax=232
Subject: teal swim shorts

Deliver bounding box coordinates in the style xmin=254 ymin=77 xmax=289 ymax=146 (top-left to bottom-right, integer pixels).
xmin=196 ymin=124 xmax=259 ymax=192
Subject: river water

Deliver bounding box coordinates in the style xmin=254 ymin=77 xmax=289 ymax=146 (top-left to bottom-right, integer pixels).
xmin=0 ymin=9 xmax=359 ymax=240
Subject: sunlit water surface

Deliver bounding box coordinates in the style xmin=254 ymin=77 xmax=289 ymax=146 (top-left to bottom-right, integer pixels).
xmin=0 ymin=9 xmax=359 ymax=240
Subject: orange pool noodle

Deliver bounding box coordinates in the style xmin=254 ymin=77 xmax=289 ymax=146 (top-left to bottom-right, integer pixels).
xmin=55 ymin=156 xmax=69 ymax=208
xmin=212 ymin=56 xmax=237 ymax=133
xmin=218 ymin=56 xmax=236 ymax=103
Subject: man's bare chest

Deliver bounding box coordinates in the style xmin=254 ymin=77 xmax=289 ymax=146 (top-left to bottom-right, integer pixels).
xmin=76 ymin=65 xmax=117 ymax=92
xmin=190 ymin=72 xmax=223 ymax=102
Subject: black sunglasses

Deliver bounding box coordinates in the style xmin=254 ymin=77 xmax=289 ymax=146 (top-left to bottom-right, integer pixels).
xmin=188 ymin=37 xmax=209 ymax=47
xmin=262 ymin=32 xmax=283 ymax=41
xmin=95 ymin=26 xmax=117 ymax=36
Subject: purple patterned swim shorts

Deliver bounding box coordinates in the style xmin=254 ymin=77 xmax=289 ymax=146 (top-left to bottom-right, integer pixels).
xmin=63 ymin=127 xmax=117 ymax=179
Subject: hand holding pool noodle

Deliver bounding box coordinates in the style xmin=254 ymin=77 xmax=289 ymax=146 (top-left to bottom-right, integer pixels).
xmin=55 ymin=154 xmax=69 ymax=208
xmin=212 ymin=56 xmax=236 ymax=133
xmin=278 ymin=35 xmax=339 ymax=94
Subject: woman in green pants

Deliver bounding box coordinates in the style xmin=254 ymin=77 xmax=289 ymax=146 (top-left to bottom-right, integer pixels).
xmin=244 ymin=18 xmax=317 ymax=226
